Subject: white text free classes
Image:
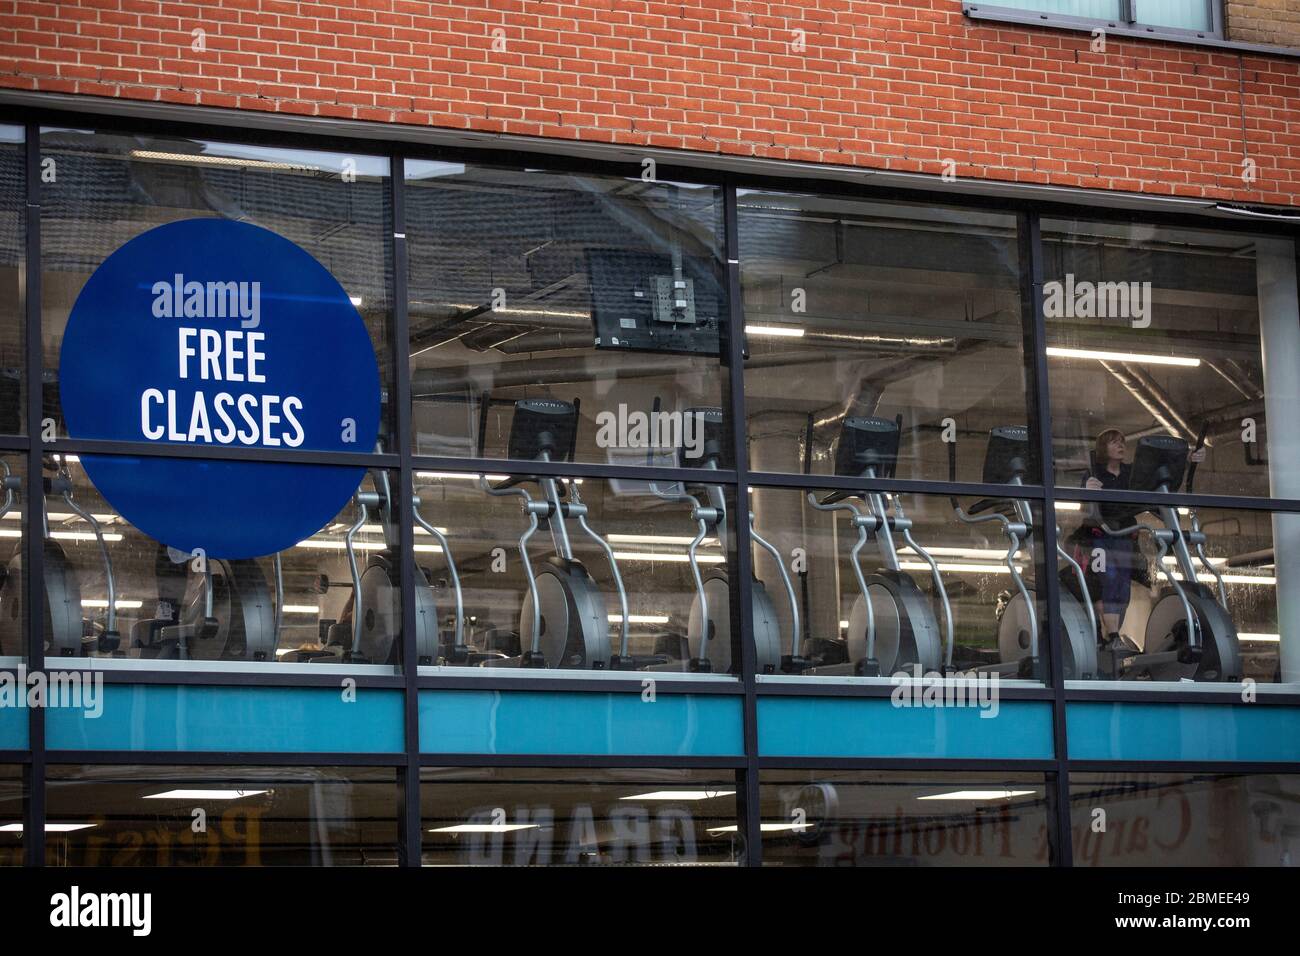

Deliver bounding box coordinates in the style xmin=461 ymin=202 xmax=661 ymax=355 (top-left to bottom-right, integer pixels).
xmin=138 ymin=327 xmax=305 ymax=447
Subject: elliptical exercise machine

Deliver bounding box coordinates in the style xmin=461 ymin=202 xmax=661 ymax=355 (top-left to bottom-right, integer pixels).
xmin=0 ymin=457 xmax=120 ymax=657
xmin=326 ymin=455 xmax=461 ymax=666
xmin=806 ymin=416 xmax=952 ymax=676
xmin=1090 ymin=431 xmax=1241 ymax=682
xmin=947 ymin=426 xmax=1098 ymax=680
xmin=130 ymin=543 xmax=278 ymax=662
xmin=639 ymin=407 xmax=799 ymax=674
xmin=479 ymin=399 xmax=627 ymax=669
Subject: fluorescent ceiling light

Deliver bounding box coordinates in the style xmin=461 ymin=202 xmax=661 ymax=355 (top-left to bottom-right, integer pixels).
xmin=612 ymin=551 xmax=726 ymax=564
xmin=144 ymin=789 xmax=268 ymax=800
xmin=80 ymin=599 xmax=143 ymax=610
xmin=351 ymin=524 xmax=444 ymax=536
xmin=295 ymin=540 xmax=386 ymax=551
xmin=293 ymin=539 xmax=443 ymax=554
xmin=275 ymin=647 xmax=326 ymax=657
xmin=607 ymin=533 xmax=720 ymax=546
xmin=901 ymin=546 xmax=1015 ymax=560
xmin=1168 ymin=572 xmax=1275 ymax=585
xmin=428 ymin=824 xmax=539 ymax=833
xmin=1053 ymin=502 xmax=1081 ymax=511
xmin=621 ymin=790 xmax=736 ymax=801
xmin=1238 ymin=633 xmax=1280 ymax=643
xmin=417 ymin=471 xmax=510 ymax=482
xmin=282 ymin=604 xmax=320 ymax=614
xmin=609 ymin=614 xmax=671 ymax=624
xmin=746 ymin=324 xmax=805 ymax=338
xmin=898 ymin=561 xmax=1024 ymax=575
xmin=50 ymin=532 xmax=123 ymax=543
xmin=349 ymin=296 xmax=363 ymax=308
xmin=0 ymin=823 xmax=96 ymax=833
xmin=707 ymin=823 xmax=806 ymax=833
xmin=839 ymin=619 xmax=849 ymax=629
xmin=1045 ymin=346 xmax=1200 ymax=367
xmin=918 ymin=790 xmax=1036 ymax=801
xmin=2 ymin=512 xmax=118 ymax=523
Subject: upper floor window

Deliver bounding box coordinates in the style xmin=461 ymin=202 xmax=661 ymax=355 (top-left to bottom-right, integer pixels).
xmin=971 ymin=1 xmax=1219 ymax=36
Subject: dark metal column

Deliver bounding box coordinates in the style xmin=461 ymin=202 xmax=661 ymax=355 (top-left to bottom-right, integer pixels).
xmin=723 ymin=180 xmax=763 ymax=866
xmin=390 ymin=153 xmax=422 ymax=867
xmin=1019 ymin=211 xmax=1073 ymax=866
xmin=22 ymin=122 xmax=45 ymax=866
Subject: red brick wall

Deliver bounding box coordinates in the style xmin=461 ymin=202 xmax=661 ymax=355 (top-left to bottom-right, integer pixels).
xmin=3 ymin=1 xmax=1299 ymax=205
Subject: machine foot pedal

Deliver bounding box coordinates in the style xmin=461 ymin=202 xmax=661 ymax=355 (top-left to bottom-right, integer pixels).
xmin=780 ymin=655 xmax=812 ymax=674
xmin=856 ymin=658 xmax=882 ymax=677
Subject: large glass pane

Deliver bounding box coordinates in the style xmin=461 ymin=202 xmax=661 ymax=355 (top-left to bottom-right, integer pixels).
xmin=28 ymin=456 xmax=404 ymax=673
xmin=1044 ymin=221 xmax=1292 ymax=500
xmin=0 ymin=765 xmax=22 ymax=866
xmin=0 ymin=454 xmax=24 ymax=665
xmin=412 ymin=470 xmax=739 ymax=677
xmin=421 ymin=767 xmax=741 ymax=865
xmin=405 ymin=162 xmax=729 ymax=467
xmin=760 ymin=770 xmax=1053 ymax=866
xmin=1056 ymin=496 xmax=1288 ymax=686
xmin=980 ymin=0 xmax=1211 ymax=29
xmin=749 ymin=479 xmax=1051 ymax=685
xmin=45 ymin=765 xmax=398 ymax=865
xmin=1070 ymin=771 xmax=1300 ymax=866
xmin=1133 ymin=0 xmax=1213 ymax=30
xmin=990 ymin=1 xmax=1120 ymax=19
xmin=0 ymin=125 xmax=22 ymax=436
xmin=40 ymin=128 xmax=395 ymax=448
xmin=738 ymin=191 xmax=1034 ymax=483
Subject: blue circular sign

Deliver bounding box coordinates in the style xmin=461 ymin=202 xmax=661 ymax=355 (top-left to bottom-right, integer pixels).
xmin=60 ymin=218 xmax=381 ymax=559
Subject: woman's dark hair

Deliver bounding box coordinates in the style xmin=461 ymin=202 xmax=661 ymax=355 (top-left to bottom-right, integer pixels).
xmin=1094 ymin=428 xmax=1126 ymax=465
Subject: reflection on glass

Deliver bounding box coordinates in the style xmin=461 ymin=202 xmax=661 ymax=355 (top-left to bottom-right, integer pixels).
xmin=991 ymin=0 xmax=1119 ymax=18
xmin=1070 ymin=772 xmax=1300 ymax=866
xmin=0 ymin=455 xmax=21 ymax=662
xmin=738 ymin=190 xmax=1031 ymax=481
xmin=404 ymin=162 xmax=728 ymax=465
xmin=421 ymin=768 xmax=740 ymax=866
xmin=11 ymin=456 xmax=402 ymax=671
xmin=1057 ymin=491 xmax=1283 ymax=684
xmin=45 ymin=765 xmax=397 ymax=866
xmin=760 ymin=770 xmax=1052 ymax=866
xmin=412 ymin=463 xmax=738 ymax=675
xmin=0 ymin=125 xmax=22 ymax=435
xmin=0 ymin=765 xmax=21 ymax=866
xmin=1044 ymin=220 xmax=1295 ymax=499
xmin=39 ymin=129 xmax=395 ymax=444
xmin=977 ymin=1 xmax=1211 ymax=30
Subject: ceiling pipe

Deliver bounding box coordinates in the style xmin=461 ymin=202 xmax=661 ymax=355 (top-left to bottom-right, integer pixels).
xmin=1204 ymin=358 xmax=1262 ymax=401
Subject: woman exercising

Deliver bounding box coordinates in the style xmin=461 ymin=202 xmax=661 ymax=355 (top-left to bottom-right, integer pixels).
xmin=1075 ymin=428 xmax=1204 ymax=649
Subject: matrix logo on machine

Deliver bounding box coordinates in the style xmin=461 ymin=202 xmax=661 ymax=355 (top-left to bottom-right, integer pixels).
xmin=59 ymin=218 xmax=381 ymax=560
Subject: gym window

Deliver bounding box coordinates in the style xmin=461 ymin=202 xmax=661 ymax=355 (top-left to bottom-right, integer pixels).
xmin=5 ymin=113 xmax=1300 ymax=694
xmin=964 ymin=1 xmax=1227 ymax=44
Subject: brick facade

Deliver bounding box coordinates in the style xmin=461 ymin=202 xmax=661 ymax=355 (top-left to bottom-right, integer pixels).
xmin=2 ymin=1 xmax=1299 ymax=205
